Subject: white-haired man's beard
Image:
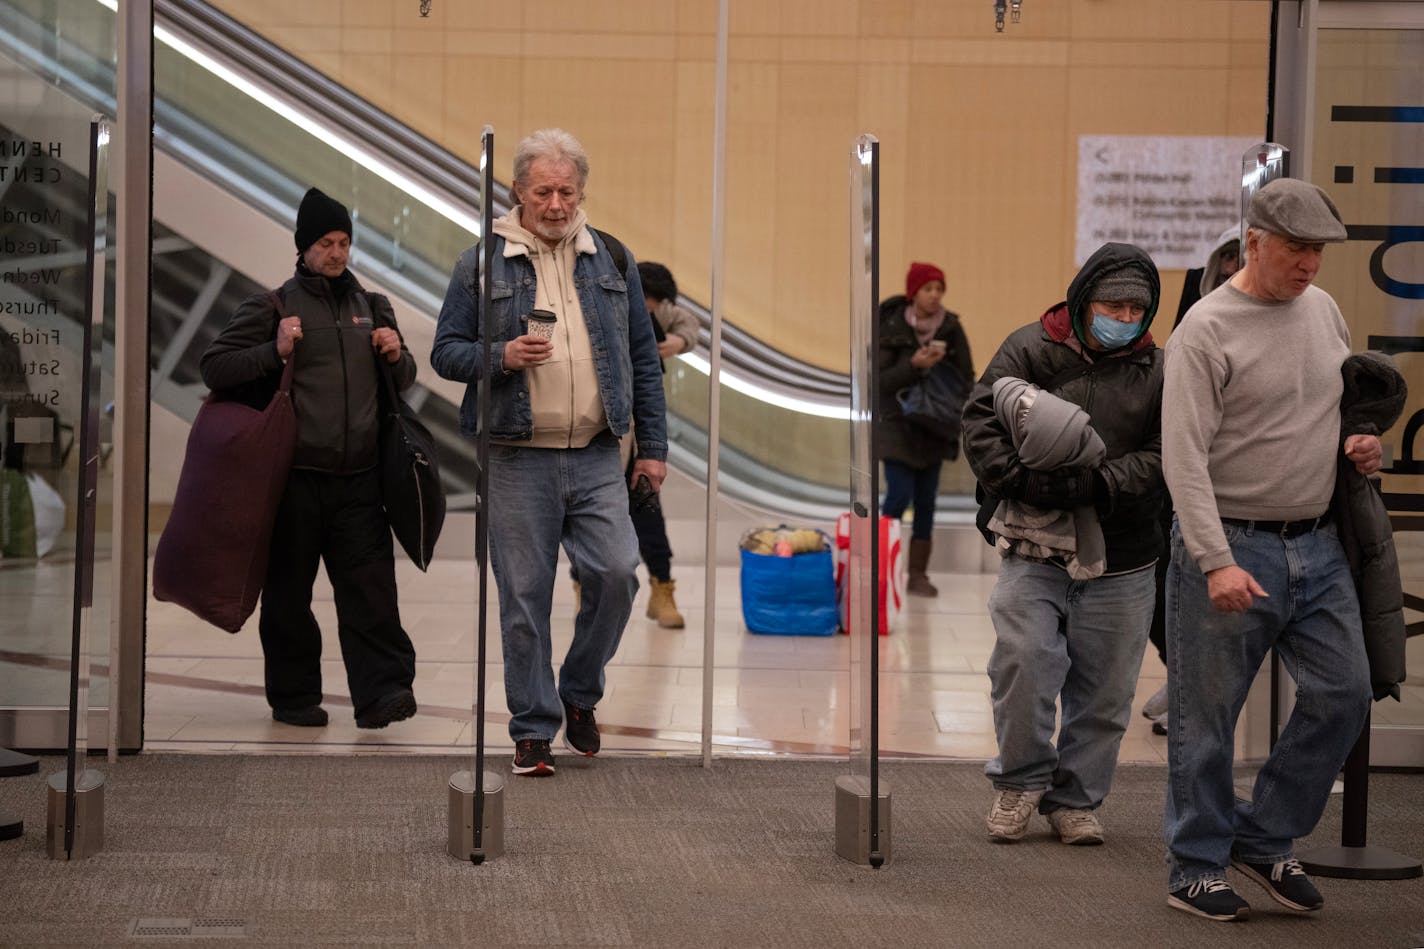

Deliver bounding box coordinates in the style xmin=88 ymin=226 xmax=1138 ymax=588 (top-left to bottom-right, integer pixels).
xmin=523 ymin=211 xmax=575 ymax=244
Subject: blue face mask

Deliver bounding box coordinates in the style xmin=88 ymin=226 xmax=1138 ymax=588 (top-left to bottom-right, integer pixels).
xmin=1089 ymin=312 xmax=1143 ymax=348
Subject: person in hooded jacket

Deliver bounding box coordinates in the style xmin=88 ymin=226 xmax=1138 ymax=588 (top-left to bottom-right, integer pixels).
xmin=877 ymin=262 xmax=974 ymax=597
xmin=200 ymin=187 xmax=419 ymax=731
xmin=962 ymin=242 xmax=1165 ymax=846
xmin=1174 ymin=225 xmax=1242 ymax=326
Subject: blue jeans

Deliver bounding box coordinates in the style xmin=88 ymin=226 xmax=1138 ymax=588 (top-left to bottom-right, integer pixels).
xmin=882 ymin=459 xmax=942 ymax=541
xmin=1163 ymin=518 xmax=1370 ymax=891
xmin=985 ymin=556 xmax=1155 ymax=812
xmin=487 ymin=432 xmax=641 ymax=741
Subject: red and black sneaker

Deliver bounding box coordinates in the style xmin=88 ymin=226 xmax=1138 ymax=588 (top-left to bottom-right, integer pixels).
xmin=562 ymin=701 xmax=600 ymax=756
xmin=511 ymin=738 xmax=555 ymax=776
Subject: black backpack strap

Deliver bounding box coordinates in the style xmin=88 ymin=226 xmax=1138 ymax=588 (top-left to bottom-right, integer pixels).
xmin=590 ymin=227 xmax=629 ymax=276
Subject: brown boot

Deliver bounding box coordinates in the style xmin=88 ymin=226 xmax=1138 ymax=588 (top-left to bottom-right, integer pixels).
xmin=646 ymin=577 xmax=685 ymax=628
xmin=907 ymin=538 xmax=939 ymax=597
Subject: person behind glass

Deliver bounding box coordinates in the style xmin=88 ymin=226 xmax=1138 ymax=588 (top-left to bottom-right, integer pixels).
xmin=568 ymin=260 xmax=692 ymax=627
xmin=200 ymin=187 xmax=419 ymax=730
xmin=431 ymin=129 xmax=667 ymax=777
xmin=1161 ymin=179 xmax=1377 ymax=922
xmin=1142 ymin=225 xmax=1244 ymax=733
xmin=877 ymin=262 xmax=973 ymax=597
xmin=632 ymin=261 xmax=697 ymax=628
xmin=962 ymin=243 xmax=1164 ymax=846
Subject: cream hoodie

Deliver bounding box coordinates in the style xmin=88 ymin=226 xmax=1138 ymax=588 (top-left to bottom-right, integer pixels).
xmin=491 ymin=207 xmax=609 ymax=449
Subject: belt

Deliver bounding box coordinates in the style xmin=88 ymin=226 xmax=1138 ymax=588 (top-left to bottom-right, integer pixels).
xmin=1221 ymin=513 xmax=1329 ymax=538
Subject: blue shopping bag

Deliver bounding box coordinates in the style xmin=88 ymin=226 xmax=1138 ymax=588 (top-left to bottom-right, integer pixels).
xmin=739 ymin=546 xmax=839 ymax=636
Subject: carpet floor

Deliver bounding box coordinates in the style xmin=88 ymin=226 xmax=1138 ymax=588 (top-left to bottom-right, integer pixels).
xmin=1 ymin=754 xmax=1421 ymax=947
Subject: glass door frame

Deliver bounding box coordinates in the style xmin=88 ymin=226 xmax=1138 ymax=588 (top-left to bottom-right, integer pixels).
xmin=1273 ymin=0 xmax=1424 ymax=767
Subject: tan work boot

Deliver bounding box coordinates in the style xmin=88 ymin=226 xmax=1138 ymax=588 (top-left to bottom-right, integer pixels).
xmin=646 ymin=577 xmax=685 ymax=628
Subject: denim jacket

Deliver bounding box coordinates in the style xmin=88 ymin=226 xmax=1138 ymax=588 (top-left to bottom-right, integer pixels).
xmin=430 ymin=229 xmax=668 ymax=461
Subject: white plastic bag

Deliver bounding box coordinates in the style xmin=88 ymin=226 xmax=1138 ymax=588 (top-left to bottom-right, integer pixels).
xmin=27 ymin=472 xmax=64 ymax=557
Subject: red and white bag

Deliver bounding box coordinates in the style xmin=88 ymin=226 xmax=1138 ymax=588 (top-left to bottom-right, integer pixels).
xmin=833 ymin=512 xmax=905 ymax=636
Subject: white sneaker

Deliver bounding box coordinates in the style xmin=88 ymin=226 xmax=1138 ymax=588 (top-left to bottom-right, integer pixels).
xmin=1047 ymin=807 xmax=1105 ymax=845
xmin=986 ymin=788 xmax=1045 ymax=841
xmin=1142 ymin=684 xmax=1168 ymax=721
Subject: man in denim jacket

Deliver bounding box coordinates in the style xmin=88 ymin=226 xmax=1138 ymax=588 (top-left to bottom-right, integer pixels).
xmin=431 ymin=129 xmax=667 ymax=777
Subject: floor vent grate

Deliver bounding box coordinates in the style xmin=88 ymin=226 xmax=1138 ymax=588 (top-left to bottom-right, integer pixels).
xmin=129 ymin=917 xmax=249 ymax=939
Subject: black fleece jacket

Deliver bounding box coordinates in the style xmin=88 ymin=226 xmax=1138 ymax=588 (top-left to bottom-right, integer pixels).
xmin=200 ymin=265 xmax=416 ymax=474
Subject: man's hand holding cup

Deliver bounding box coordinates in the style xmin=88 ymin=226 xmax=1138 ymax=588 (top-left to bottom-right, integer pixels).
xmin=502 ymin=310 xmax=557 ymax=371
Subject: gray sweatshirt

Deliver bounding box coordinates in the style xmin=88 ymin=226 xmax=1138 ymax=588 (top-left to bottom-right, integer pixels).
xmin=1162 ymin=282 xmax=1348 ymax=573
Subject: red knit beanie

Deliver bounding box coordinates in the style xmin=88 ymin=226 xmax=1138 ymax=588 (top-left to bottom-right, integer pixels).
xmin=906 ymin=262 xmax=946 ymax=299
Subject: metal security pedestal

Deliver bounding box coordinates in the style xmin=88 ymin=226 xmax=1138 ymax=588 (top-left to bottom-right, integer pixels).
xmin=46 ymin=769 xmax=105 ymax=859
xmin=1299 ymin=714 xmax=1422 ymax=880
xmin=447 ymin=770 xmax=505 ymax=862
xmin=834 ymin=774 xmax=891 ymax=866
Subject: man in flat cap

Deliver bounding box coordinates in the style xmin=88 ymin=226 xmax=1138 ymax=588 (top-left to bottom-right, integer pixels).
xmin=201 ymin=187 xmax=419 ymax=731
xmin=1160 ymin=178 xmax=1380 ymax=921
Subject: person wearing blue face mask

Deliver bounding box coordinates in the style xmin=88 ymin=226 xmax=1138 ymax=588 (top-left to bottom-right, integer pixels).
xmin=962 ymin=242 xmax=1165 ymax=847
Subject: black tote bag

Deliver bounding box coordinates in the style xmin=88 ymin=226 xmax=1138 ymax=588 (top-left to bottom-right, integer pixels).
xmin=376 ymin=357 xmax=446 ymax=570
xmin=896 ymin=361 xmax=968 ymax=441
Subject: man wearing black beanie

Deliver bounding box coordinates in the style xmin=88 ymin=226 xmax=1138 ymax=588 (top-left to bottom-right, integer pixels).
xmin=200 ymin=187 xmax=420 ymax=731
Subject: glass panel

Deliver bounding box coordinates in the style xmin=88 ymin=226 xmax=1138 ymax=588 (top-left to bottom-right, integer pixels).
xmin=847 ymin=135 xmax=878 ymax=778
xmin=1312 ymin=25 xmax=1424 ymax=750
xmin=0 ymin=0 xmax=114 ymax=727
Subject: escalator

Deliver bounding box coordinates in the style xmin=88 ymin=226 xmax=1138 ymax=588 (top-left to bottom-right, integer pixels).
xmin=1 ymin=0 xmax=973 ymax=522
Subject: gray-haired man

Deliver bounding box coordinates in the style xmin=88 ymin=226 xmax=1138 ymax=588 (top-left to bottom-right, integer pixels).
xmin=431 ymin=129 xmax=667 ymax=777
xmin=1162 ymin=178 xmax=1381 ymax=921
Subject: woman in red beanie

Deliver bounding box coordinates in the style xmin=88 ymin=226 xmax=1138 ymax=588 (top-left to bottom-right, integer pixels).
xmin=876 ymin=262 xmax=974 ymax=596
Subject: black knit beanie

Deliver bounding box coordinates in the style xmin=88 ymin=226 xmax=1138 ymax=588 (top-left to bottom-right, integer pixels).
xmin=294 ymin=187 xmax=352 ymax=253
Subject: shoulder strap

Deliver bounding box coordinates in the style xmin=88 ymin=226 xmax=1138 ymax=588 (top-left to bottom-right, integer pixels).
xmin=590 ymin=227 xmax=628 ymax=275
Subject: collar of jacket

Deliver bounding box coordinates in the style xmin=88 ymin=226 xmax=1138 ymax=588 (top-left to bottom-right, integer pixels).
xmin=294 ymin=261 xmax=356 ymax=298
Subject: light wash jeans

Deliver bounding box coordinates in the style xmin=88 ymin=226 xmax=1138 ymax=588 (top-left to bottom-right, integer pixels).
xmin=487 ymin=432 xmax=640 ymax=741
xmin=985 ymin=555 xmax=1155 ymax=812
xmin=1163 ymin=518 xmax=1370 ymax=891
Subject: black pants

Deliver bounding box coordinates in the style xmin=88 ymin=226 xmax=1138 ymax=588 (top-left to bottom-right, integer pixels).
xmin=259 ymin=468 xmax=416 ymax=716
xmin=1148 ymin=506 xmax=1172 ymax=666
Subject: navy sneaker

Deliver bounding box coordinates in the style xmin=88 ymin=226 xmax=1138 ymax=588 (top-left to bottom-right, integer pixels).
xmin=512 ymin=739 xmax=555 ymax=776
xmin=1232 ymin=857 xmax=1323 ymax=912
xmin=1168 ymin=877 xmax=1250 ymax=921
xmin=562 ymin=700 xmax=600 ymax=756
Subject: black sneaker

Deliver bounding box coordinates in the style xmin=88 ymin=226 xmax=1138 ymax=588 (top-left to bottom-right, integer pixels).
xmin=1168 ymin=877 xmax=1250 ymax=921
xmin=272 ymin=705 xmax=328 ymax=727
xmin=1232 ymin=857 xmax=1323 ymax=912
xmin=512 ymin=738 xmax=555 ymax=776
xmin=355 ymin=689 xmax=417 ymax=729
xmin=562 ymin=700 xmax=600 ymax=756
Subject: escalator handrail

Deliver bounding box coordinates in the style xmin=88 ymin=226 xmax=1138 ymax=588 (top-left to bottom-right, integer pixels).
xmin=157 ymin=0 xmax=853 ymax=405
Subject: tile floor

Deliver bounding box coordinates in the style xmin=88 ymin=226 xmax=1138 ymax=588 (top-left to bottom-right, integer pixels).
xmin=140 ymin=556 xmax=1179 ymax=765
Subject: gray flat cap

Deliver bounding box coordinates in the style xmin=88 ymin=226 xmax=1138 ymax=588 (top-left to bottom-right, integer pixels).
xmin=1246 ymin=178 xmax=1348 ymax=243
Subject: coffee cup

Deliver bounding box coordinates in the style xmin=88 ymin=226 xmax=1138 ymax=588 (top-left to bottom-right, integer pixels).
xmin=525 ymin=309 xmax=557 ymax=342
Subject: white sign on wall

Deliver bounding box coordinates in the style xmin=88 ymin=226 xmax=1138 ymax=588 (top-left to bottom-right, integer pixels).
xmin=1076 ymin=135 xmax=1256 ymax=268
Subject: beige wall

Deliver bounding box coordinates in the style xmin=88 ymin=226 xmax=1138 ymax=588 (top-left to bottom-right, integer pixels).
xmin=210 ymin=0 xmax=1270 ymax=372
